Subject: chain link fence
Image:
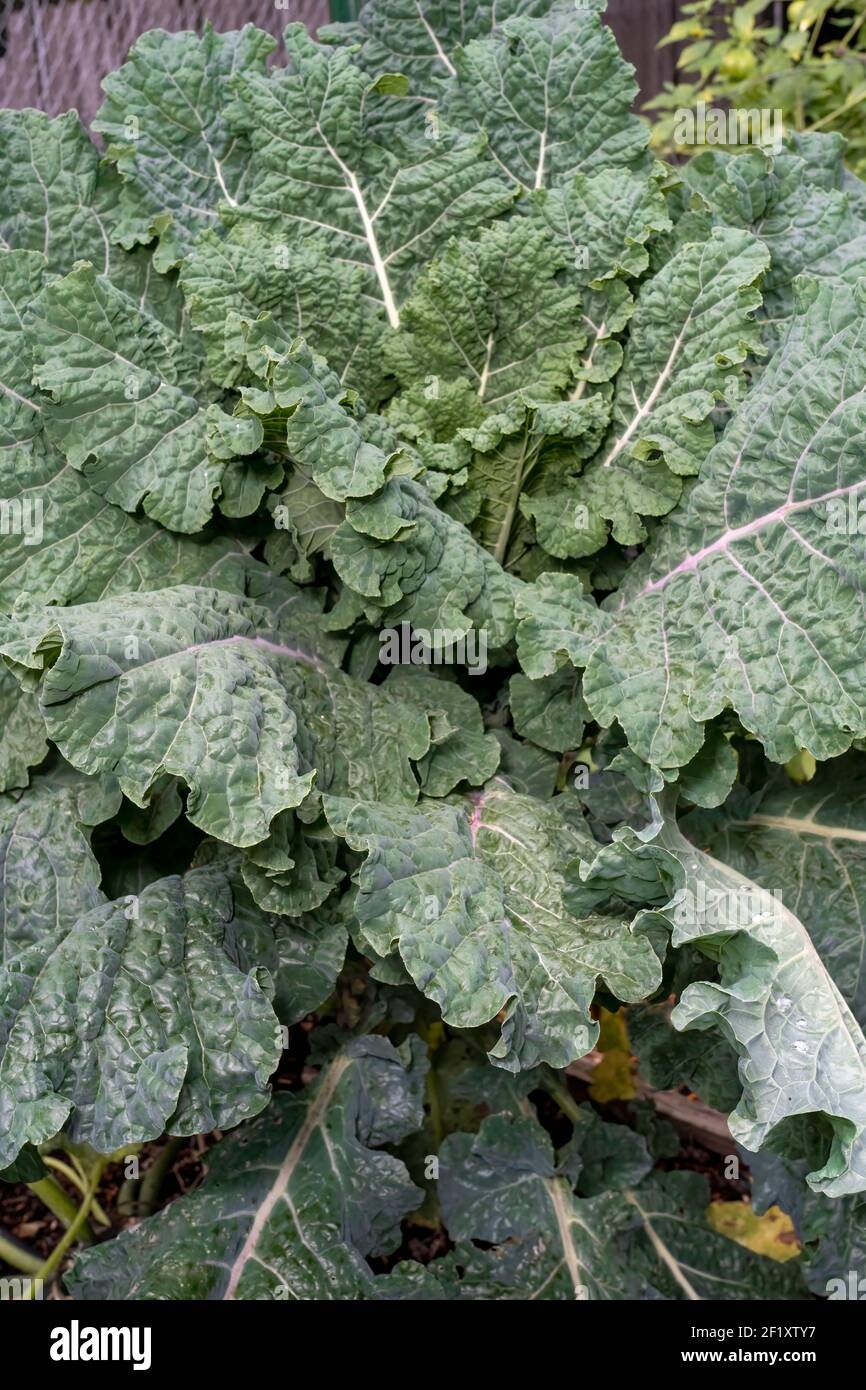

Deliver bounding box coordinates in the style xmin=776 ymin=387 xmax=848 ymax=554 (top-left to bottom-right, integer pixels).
xmin=0 ymin=0 xmax=330 ymax=125
xmin=0 ymin=0 xmax=684 ymax=128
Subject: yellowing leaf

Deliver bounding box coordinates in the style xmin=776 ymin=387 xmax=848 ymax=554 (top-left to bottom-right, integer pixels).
xmin=597 ymin=1006 xmax=630 ymax=1053
xmin=589 ymin=1008 xmax=636 ymax=1101
xmin=707 ymin=1201 xmax=801 ymax=1262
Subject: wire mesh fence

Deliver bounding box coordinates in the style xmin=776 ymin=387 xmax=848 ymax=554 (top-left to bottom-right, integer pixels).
xmin=0 ymin=0 xmax=330 ymax=125
xmin=0 ymin=0 xmax=683 ymax=129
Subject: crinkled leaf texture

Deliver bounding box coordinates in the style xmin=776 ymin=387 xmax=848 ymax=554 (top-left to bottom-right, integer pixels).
xmin=442 ymin=2 xmax=649 ymax=189
xmin=573 ymin=227 xmax=769 ymax=545
xmin=193 ymin=841 xmax=347 ymax=1023
xmin=225 ymin=24 xmax=515 ymax=335
xmin=683 ymin=755 xmax=866 ymax=1029
xmin=437 ymin=1092 xmax=805 ymax=1299
xmin=93 ymin=24 xmax=277 ymax=272
xmin=325 ymin=781 xmax=662 ymax=1071
xmin=0 ymin=762 xmax=120 ymax=958
xmin=2 ymin=0 xmax=866 ymax=1302
xmin=67 ymin=1037 xmax=430 ymax=1300
xmin=25 ymin=263 xmax=275 ymax=534
xmin=518 ymin=275 xmax=866 ymax=772
xmin=602 ymin=795 xmax=866 ymax=1198
xmin=0 ymin=584 xmax=435 ymax=848
xmin=321 ymin=0 xmax=575 ymax=109
xmin=0 ymin=866 xmax=283 ymax=1169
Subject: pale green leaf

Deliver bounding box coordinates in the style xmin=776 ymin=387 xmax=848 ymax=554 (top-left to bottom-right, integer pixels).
xmin=0 ymin=584 xmax=437 ymax=847
xmin=0 ymin=865 xmax=284 ymax=1168
xmin=94 ymin=25 xmax=277 ymax=271
xmin=443 ymin=5 xmax=649 ymax=191
xmin=0 ymin=761 xmax=120 ymax=960
xmin=324 ymin=782 xmax=661 ymax=1070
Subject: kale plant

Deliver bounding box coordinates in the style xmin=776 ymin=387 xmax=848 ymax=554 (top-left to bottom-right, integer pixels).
xmin=1 ymin=0 xmax=865 ymax=1302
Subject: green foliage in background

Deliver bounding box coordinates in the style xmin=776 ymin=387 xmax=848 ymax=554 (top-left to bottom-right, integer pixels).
xmin=648 ymin=1 xmax=866 ymax=174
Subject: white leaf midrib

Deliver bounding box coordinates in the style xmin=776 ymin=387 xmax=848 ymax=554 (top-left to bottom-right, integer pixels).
xmin=222 ymin=1052 xmax=351 ymax=1299
xmin=313 ymin=119 xmax=400 ymax=329
xmin=740 ymin=810 xmax=866 ymax=844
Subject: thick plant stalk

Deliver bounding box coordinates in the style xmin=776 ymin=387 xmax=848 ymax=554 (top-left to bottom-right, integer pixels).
xmin=0 ymin=1225 xmax=42 ymax=1276
xmin=138 ymin=1137 xmax=185 ymax=1216
xmin=540 ymin=1066 xmax=582 ymax=1126
xmin=28 ymin=1154 xmax=109 ymax=1296
xmin=116 ymin=1172 xmax=141 ymax=1218
xmin=43 ymin=1157 xmax=110 ymax=1227
xmin=27 ymin=1176 xmax=92 ymax=1239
